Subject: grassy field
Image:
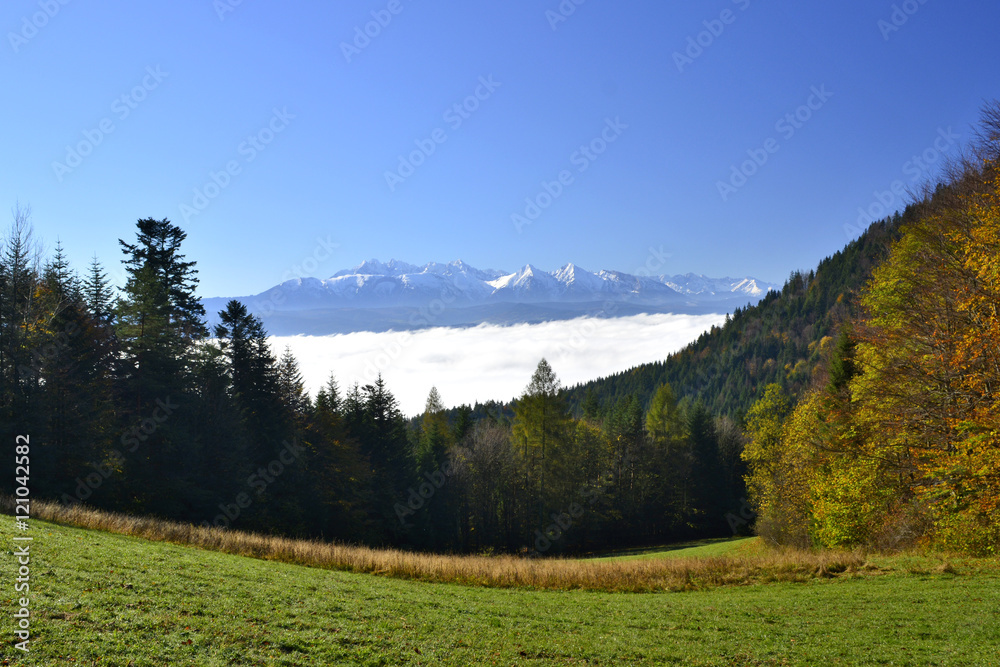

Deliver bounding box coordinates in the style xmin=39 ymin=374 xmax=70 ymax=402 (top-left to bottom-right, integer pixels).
xmin=4 ymin=501 xmax=865 ymax=593
xmin=2 ymin=514 xmax=999 ymax=665
xmin=583 ymin=537 xmax=758 ymax=562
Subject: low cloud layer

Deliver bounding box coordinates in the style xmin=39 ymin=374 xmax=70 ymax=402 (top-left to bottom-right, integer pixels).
xmin=271 ymin=313 xmax=725 ymax=416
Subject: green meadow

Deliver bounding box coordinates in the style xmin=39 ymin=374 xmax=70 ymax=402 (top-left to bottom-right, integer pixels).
xmin=2 ymin=515 xmax=998 ymax=666
xmin=583 ymin=537 xmax=757 ymax=562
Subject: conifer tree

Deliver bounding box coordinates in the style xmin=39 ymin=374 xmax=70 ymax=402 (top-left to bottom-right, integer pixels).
xmin=83 ymin=254 xmax=114 ymax=322
xmin=512 ymin=359 xmax=571 ymax=525
xmin=418 ymin=387 xmax=450 ymax=471
xmin=115 ymin=218 xmax=206 ymax=511
xmin=277 ymin=345 xmax=312 ymax=420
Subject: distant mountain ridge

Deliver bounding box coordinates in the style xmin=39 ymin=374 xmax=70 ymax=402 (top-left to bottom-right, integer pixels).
xmin=202 ymin=260 xmax=779 ymax=335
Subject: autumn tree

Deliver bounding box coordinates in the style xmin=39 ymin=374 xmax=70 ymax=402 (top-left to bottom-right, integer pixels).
xmin=512 ymin=359 xmax=571 ymax=526
xmin=741 ymin=384 xmax=794 ymax=544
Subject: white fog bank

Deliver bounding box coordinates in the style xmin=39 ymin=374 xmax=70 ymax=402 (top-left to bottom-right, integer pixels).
xmin=271 ymin=312 xmax=726 ymax=416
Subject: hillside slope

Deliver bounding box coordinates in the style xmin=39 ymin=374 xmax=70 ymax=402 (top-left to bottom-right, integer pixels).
xmin=3 ymin=514 xmax=997 ymax=665
xmin=564 ymin=215 xmax=903 ymax=419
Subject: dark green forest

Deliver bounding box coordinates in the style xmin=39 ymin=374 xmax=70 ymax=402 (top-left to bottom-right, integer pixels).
xmin=1 ymin=211 xmax=897 ymax=555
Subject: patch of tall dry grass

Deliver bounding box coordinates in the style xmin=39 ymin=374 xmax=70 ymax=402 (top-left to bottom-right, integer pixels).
xmin=4 ymin=497 xmax=866 ymax=592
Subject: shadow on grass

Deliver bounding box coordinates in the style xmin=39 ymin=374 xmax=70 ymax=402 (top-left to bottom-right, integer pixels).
xmin=581 ymin=537 xmax=755 ymax=561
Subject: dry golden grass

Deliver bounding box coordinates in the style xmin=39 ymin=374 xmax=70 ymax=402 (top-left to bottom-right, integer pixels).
xmin=7 ymin=497 xmax=867 ymax=592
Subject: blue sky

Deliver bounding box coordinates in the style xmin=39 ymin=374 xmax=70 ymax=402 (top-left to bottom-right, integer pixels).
xmin=2 ymin=0 xmax=997 ymax=297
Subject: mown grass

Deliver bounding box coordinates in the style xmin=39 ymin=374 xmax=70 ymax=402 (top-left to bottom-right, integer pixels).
xmin=2 ymin=513 xmax=999 ymax=665
xmin=6 ymin=499 xmax=864 ymax=593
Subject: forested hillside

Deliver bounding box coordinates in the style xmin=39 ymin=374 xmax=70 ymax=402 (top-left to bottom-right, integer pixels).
xmin=0 ymin=217 xmax=748 ymax=554
xmin=563 ymin=215 xmax=902 ymax=420
xmin=4 ymin=105 xmax=995 ymax=558
xmin=0 ymin=207 xmax=911 ymax=557
xmin=743 ymin=106 xmax=1000 ymax=555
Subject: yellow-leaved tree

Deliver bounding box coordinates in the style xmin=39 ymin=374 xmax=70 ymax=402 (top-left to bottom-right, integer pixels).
xmin=851 ymin=143 xmax=1000 ymax=554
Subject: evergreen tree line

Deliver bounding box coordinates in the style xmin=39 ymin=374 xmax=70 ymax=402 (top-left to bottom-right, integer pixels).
xmin=1 ymin=216 xmax=745 ymax=553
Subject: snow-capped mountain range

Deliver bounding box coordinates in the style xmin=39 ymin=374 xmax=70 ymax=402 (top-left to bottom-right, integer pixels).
xmin=202 ymin=260 xmax=778 ymax=335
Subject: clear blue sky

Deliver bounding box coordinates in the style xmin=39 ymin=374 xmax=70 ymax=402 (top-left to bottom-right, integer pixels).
xmin=2 ymin=0 xmax=997 ymax=297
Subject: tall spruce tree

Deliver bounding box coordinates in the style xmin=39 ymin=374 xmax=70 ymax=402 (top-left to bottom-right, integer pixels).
xmin=34 ymin=249 xmax=116 ymax=503
xmin=115 ymin=218 xmax=205 ymax=512
xmin=0 ymin=208 xmax=41 ymax=435
xmin=83 ymin=254 xmax=114 ymax=322
xmin=277 ymin=345 xmax=312 ymax=421
xmin=215 ymin=300 xmax=287 ymax=459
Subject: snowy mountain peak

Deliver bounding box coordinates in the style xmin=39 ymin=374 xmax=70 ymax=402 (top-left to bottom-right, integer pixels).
xmin=663 ymin=274 xmax=770 ymax=298
xmin=202 ymin=260 xmax=779 ymax=335
xmin=553 ymin=262 xmax=582 ymax=281
xmin=278 ymin=276 xmax=325 ymax=289
xmin=327 ymin=260 xmax=778 ymax=303
xmin=333 ymin=258 xmax=420 ymax=278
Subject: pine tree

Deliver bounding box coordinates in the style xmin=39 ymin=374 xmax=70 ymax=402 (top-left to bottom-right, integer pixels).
xmin=114 ymin=218 xmax=206 ymax=512
xmin=581 ymin=387 xmax=601 ymax=420
xmin=0 ymin=207 xmax=41 ymax=430
xmin=277 ymin=345 xmax=312 ymax=419
xmin=646 ymin=384 xmax=685 ymax=447
xmin=310 ymin=373 xmax=373 ymax=541
xmin=35 ymin=250 xmax=116 ymax=503
xmin=43 ymin=240 xmax=81 ymax=302
xmin=315 ymin=374 xmax=341 ymax=416
xmin=512 ymin=359 xmax=571 ymax=526
xmin=215 ymin=300 xmax=286 ymax=458
xmin=451 ymin=404 xmax=473 ymax=444
xmin=119 ymin=218 xmax=205 ymax=340
xmin=83 ymin=254 xmax=114 ymax=322
xmin=360 ymin=375 xmax=414 ymax=539
xmin=418 ymin=387 xmax=450 ymax=469
xmin=604 ymin=394 xmax=647 ymax=529
xmin=827 ymin=327 xmax=857 ymax=393
xmin=686 ymin=402 xmax=727 ymax=533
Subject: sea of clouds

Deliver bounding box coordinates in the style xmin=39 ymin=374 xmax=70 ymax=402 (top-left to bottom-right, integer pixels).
xmin=270 ymin=312 xmax=725 ymax=416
